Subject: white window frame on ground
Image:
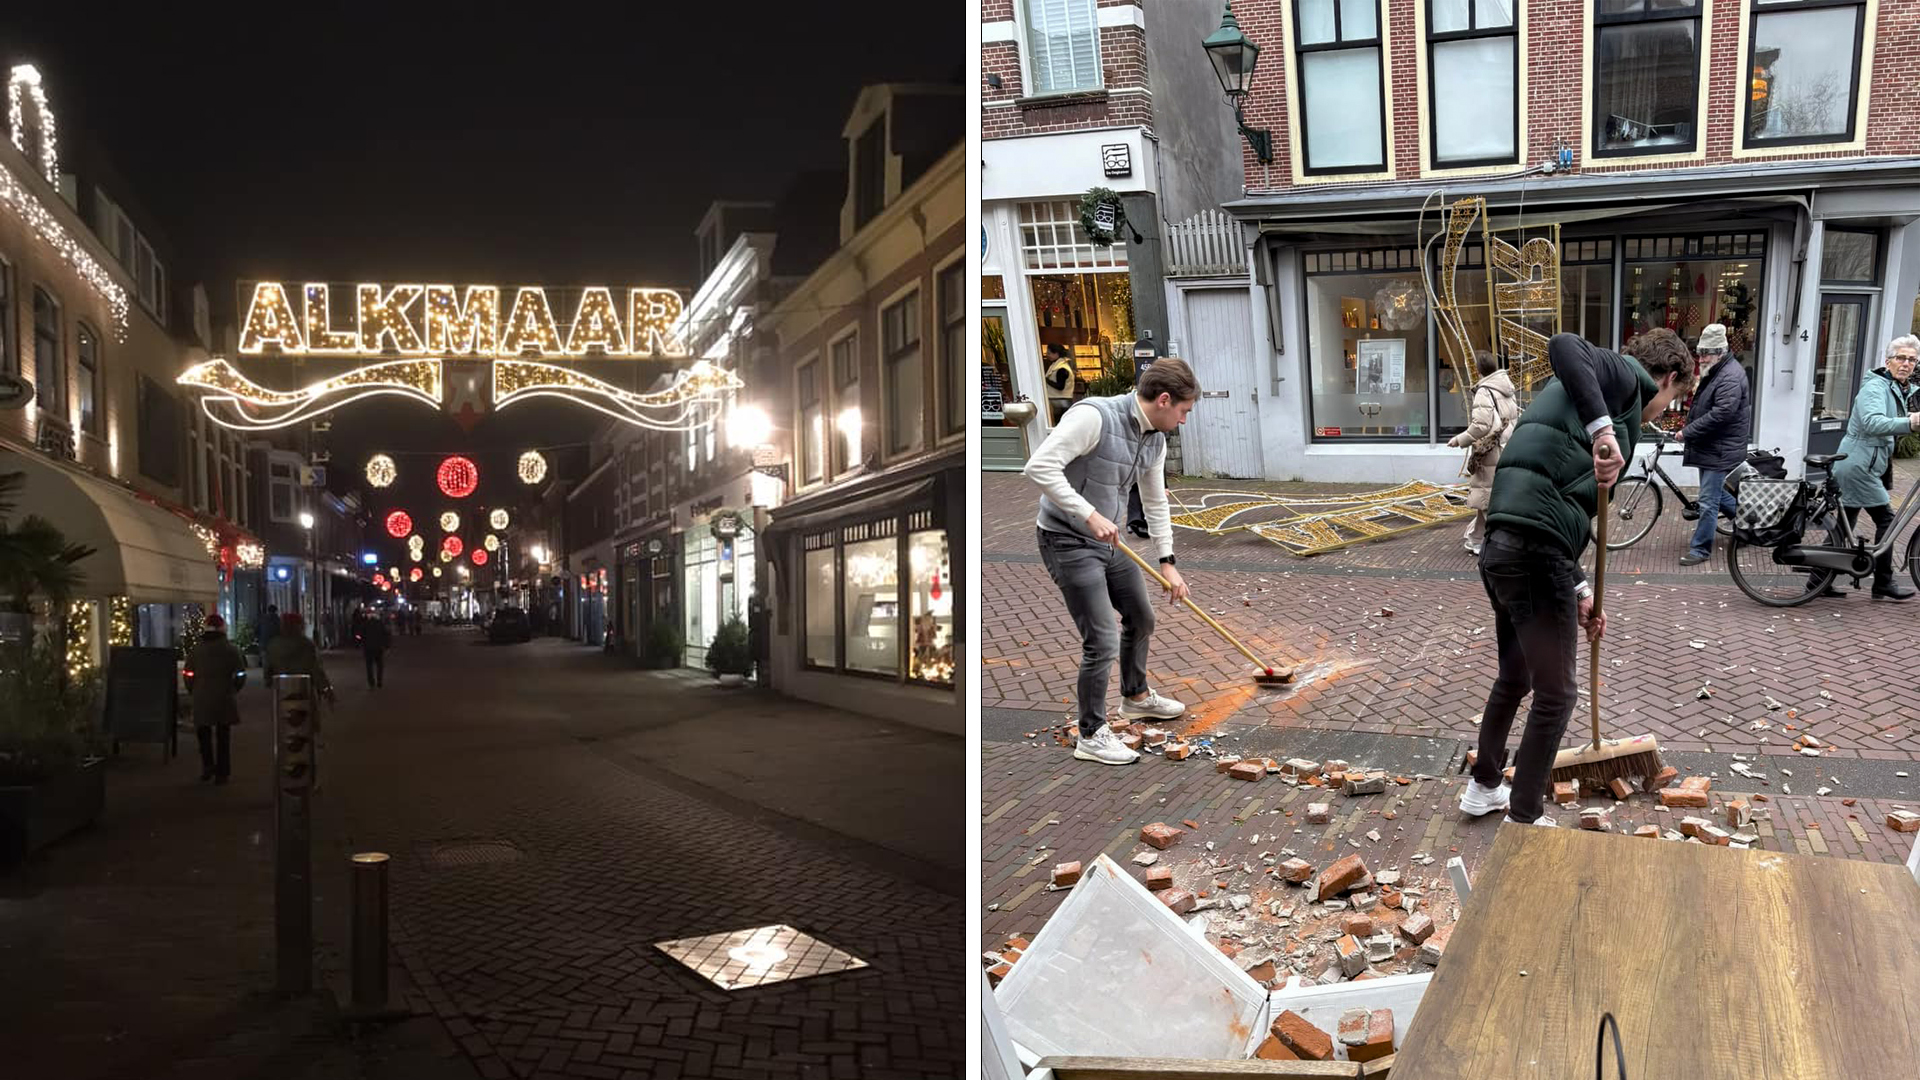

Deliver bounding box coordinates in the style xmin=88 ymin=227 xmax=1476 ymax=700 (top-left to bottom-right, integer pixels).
xmin=76 ymin=321 xmax=100 ymax=436
xmin=798 ymin=507 xmax=954 ymax=689
xmin=829 ymin=329 xmax=860 ymax=476
xmin=1590 ymin=0 xmax=1705 ymax=159
xmin=1740 ymin=0 xmax=1868 ymax=150
xmin=936 ymin=254 xmax=966 ymax=442
xmin=1426 ymin=0 xmax=1520 ymax=168
xmin=1020 ymin=0 xmax=1103 ymax=97
xmin=32 ymin=285 xmax=63 ymax=416
xmin=797 ymin=354 xmax=825 ymax=487
xmin=1292 ymin=0 xmax=1390 ymax=175
xmin=881 ymin=285 xmax=923 ymax=459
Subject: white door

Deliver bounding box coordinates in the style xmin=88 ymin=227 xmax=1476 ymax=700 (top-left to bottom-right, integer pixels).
xmin=1179 ymin=287 xmax=1263 ymax=478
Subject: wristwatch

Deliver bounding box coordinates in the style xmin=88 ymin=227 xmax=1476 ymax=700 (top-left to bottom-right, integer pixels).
xmin=1158 ymin=555 xmax=1177 ymax=567
xmin=1575 ymin=581 xmax=1594 ymax=601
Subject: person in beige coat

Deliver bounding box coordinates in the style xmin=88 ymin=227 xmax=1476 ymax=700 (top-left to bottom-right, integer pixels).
xmin=1448 ymin=351 xmax=1520 ymax=555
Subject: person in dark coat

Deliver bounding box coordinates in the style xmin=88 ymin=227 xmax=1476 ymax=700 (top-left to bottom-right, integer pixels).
xmin=257 ymin=604 xmax=279 ymax=653
xmin=1678 ymin=323 xmax=1752 ymax=565
xmin=358 ymin=610 xmax=392 ymax=688
xmin=186 ymin=614 xmax=246 ymax=784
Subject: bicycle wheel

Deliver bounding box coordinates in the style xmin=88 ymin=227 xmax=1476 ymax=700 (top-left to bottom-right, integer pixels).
xmin=1907 ymin=527 xmax=1920 ymax=594
xmin=1598 ymin=476 xmax=1660 ymax=549
xmin=1728 ymin=531 xmax=1837 ymax=607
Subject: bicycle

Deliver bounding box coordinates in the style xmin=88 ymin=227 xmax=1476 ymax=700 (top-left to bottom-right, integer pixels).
xmin=1593 ymin=428 xmax=1734 ymax=550
xmin=1726 ymin=450 xmax=1920 ymax=606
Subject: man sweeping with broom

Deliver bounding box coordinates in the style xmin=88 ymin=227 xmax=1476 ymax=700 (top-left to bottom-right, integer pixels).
xmin=1025 ymin=358 xmax=1200 ymax=766
xmin=1459 ymin=331 xmax=1694 ymax=824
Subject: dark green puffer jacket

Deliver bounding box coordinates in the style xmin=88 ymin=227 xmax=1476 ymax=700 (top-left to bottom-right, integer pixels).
xmin=1485 ymin=335 xmax=1660 ymax=561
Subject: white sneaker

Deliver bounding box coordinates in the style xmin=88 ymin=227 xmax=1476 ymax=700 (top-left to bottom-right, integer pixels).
xmin=1464 ymin=543 xmax=1483 ymax=556
xmin=1072 ymin=726 xmax=1140 ymax=766
xmin=1503 ymin=813 xmax=1558 ymax=827
xmin=1118 ymin=688 xmax=1187 ymax=721
xmin=1459 ymin=779 xmax=1511 ymax=817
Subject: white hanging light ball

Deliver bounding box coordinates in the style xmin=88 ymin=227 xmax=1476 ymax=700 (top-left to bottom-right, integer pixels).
xmin=483 ymin=533 xmax=500 ymax=552
xmin=518 ymin=450 xmax=548 ymax=485
xmin=365 ymin=454 xmax=397 ymax=488
xmin=490 ymin=508 xmax=510 ymax=530
xmin=440 ymin=511 xmax=459 ymax=532
xmin=409 ymin=549 xmax=422 ymax=562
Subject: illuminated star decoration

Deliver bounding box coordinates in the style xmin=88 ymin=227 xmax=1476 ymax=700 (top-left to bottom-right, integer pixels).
xmin=518 ymin=450 xmax=548 ymax=485
xmin=178 ymin=358 xmax=442 ymax=431
xmin=492 ymin=359 xmax=744 ymax=430
xmin=489 ymin=508 xmax=509 ymax=530
xmin=438 ymin=455 xmax=479 ymax=498
xmin=440 ymin=511 xmax=459 ymax=532
xmin=366 ymin=454 xmax=397 ymax=488
xmin=385 ymin=510 xmax=412 ymax=538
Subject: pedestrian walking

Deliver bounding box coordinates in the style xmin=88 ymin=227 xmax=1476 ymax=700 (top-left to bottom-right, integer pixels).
xmin=1024 ymin=357 xmax=1199 ymax=766
xmin=257 ymin=603 xmax=279 ymax=653
xmin=1043 ymin=343 xmax=1077 ymax=423
xmin=1677 ymin=323 xmax=1751 ymax=566
xmin=359 ymin=610 xmax=392 ymax=687
xmin=1446 ymin=350 xmax=1519 ymax=556
xmin=1831 ymin=335 xmax=1920 ymax=600
xmin=186 ymin=614 xmax=245 ymax=784
xmin=1460 ymin=330 xmax=1694 ymax=825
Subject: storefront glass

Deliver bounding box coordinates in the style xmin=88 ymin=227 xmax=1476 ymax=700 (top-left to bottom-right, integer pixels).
xmin=683 ymin=528 xmax=754 ymax=666
xmin=907 ymin=528 xmax=953 ymax=686
xmin=804 ymin=543 xmax=835 ymax=668
xmin=1560 ymin=239 xmax=1617 ymax=349
xmin=1622 ymin=233 xmax=1765 ymax=433
xmin=841 ymin=531 xmax=898 ymax=676
xmin=1305 ymin=247 xmax=1430 ymax=441
xmin=1031 ymin=272 xmax=1135 ymax=422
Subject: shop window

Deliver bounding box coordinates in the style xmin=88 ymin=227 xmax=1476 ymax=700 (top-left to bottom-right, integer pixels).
xmin=854 ymin=118 xmax=886 ymax=231
xmin=1031 ymin=272 xmax=1135 ymax=423
xmin=76 ymin=322 xmax=100 ymax=435
xmin=1560 ymin=239 xmax=1618 ymax=349
xmin=803 ymin=536 xmax=837 ymax=669
xmin=884 ymin=291 xmax=923 ymax=455
xmin=908 ymin=527 xmax=954 ymax=686
xmin=983 ymin=309 xmax=1014 ymax=425
xmin=1820 ymin=228 xmax=1878 ymax=285
xmin=1304 ymin=247 xmax=1429 ymax=441
xmin=1593 ymin=0 xmax=1703 ymax=157
xmin=137 ymin=376 xmax=183 ymax=486
xmin=1294 ymin=0 xmax=1387 ymax=174
xmin=1426 ymin=0 xmax=1518 ymax=167
xmin=939 ymin=262 xmax=965 ymax=438
xmin=830 ymin=333 xmax=860 ymax=474
xmin=1744 ymin=0 xmax=1865 ymax=147
xmin=798 ymin=358 xmax=824 ymax=483
xmin=841 ymin=524 xmax=899 ymax=677
xmin=1024 ymin=0 xmax=1101 ymax=95
xmin=32 ymin=286 xmax=63 ymax=414
xmin=1622 ymin=233 xmax=1765 ymax=434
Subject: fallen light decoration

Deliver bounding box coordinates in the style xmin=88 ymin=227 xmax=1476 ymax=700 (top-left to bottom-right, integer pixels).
xmin=385 ymin=510 xmax=412 ymax=538
xmin=437 ymin=455 xmax=479 ymax=498
xmin=177 ymin=357 xmax=442 ymax=431
xmin=365 ymin=453 xmax=397 ymax=488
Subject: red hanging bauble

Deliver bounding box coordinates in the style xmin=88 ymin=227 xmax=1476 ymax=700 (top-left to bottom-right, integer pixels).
xmin=930 ymin=569 xmax=942 ymax=601
xmin=471 ymin=549 xmax=488 ymax=566
xmin=442 ymin=535 xmax=464 ymax=557
xmin=437 ymin=456 xmax=479 ymax=499
xmin=385 ymin=510 xmax=413 ymax=538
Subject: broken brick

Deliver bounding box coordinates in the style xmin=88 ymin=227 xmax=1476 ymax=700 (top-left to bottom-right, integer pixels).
xmin=1344 ymin=773 xmax=1387 ymax=797
xmin=1380 ymin=887 xmax=1403 ymax=909
xmin=1120 ymin=733 xmax=1143 ymax=752
xmin=1843 ymin=798 xmax=1857 ymax=807
xmin=1552 ymin=781 xmax=1578 ymax=806
xmin=1679 ymin=816 xmax=1714 ymax=839
xmin=1314 ymin=854 xmax=1369 ymax=901
xmin=1255 ymin=1035 xmax=1300 ymax=1061
xmin=1307 ymin=803 xmax=1332 ymax=824
xmin=1680 ymin=775 xmax=1712 ymax=795
xmin=1342 ymin=915 xmax=1374 ymax=938
xmin=1349 ymin=1010 xmax=1396 ymax=1063
xmin=1608 ymin=777 xmax=1635 ymax=801
xmin=1051 ymin=861 xmax=1083 ymax=887
xmin=1889 ymin=810 xmax=1920 ymax=833
xmin=1182 ymin=819 xmax=1201 ymax=829
xmin=1725 ymin=800 xmax=1751 ymax=828
xmin=1229 ymin=760 xmax=1266 ymax=783
xmin=1753 ymin=793 xmax=1769 ymax=803
xmin=1335 ymin=935 xmax=1367 ymax=977
xmin=1244 ymin=960 xmax=1277 ymax=983
xmin=1159 ymin=889 xmax=1196 ymax=915
xmin=1337 ymin=1009 xmax=1370 ymax=1047
xmin=986 ymin=962 xmax=1011 ymax=986
xmin=1143 ymin=866 xmax=1173 ymax=891
xmin=1323 ymin=759 xmax=1350 ymax=777
xmin=1648 ymin=766 xmax=1679 ymax=791
xmin=1279 ymin=858 xmax=1314 ymax=884
xmin=1282 ymin=757 xmax=1320 ymax=777
xmin=1398 ymin=913 xmax=1435 ymax=944
xmin=1163 ymin=741 xmax=1193 ymax=761
xmin=1143 ymin=729 xmax=1169 ymax=747
xmin=1215 ymin=755 xmax=1243 ymax=774
xmin=1701 ymin=825 xmax=1732 ymax=846
xmin=1140 ymin=822 xmax=1184 ymax=850
xmin=1660 ymin=788 xmax=1710 ymax=808
xmin=1273 ymin=1010 xmax=1333 ymax=1061
xmin=1633 ymin=824 xmax=1661 ymax=838
xmin=1579 ymin=807 xmax=1612 ymax=832
xmin=1417 ymin=925 xmax=1452 ymax=965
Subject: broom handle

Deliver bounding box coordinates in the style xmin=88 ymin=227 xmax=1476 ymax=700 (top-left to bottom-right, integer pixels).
xmin=1591 ymin=444 xmax=1612 ymax=752
xmin=1116 ymin=540 xmax=1271 ymax=671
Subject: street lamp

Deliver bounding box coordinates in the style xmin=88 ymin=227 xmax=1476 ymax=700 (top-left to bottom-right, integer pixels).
xmin=297 ymin=510 xmax=317 ymax=638
xmin=1202 ymin=2 xmax=1273 ymax=165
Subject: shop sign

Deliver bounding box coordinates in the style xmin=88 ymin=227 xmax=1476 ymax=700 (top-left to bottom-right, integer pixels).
xmin=1101 ymin=143 xmax=1132 ymax=178
xmin=645 ymin=538 xmax=666 ymax=557
xmin=710 ymin=511 xmax=744 ymax=539
xmin=1315 ymin=426 xmax=1342 ymax=438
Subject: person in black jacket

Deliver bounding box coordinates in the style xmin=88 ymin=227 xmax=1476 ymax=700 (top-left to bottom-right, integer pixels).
xmin=1678 ymin=323 xmax=1751 ymax=565
xmin=357 ymin=609 xmax=392 ymax=688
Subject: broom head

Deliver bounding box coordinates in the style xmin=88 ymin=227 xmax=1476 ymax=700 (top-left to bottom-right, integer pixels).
xmin=1549 ymin=733 xmax=1665 ymax=787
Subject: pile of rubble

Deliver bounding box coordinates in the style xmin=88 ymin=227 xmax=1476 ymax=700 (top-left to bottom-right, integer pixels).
xmin=1259 ymin=1007 xmax=1395 ymax=1064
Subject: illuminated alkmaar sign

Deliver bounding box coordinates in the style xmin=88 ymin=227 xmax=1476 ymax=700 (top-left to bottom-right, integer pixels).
xmin=238 ymin=282 xmax=689 ymax=359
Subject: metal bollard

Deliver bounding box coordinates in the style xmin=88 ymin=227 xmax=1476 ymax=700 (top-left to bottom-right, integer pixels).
xmin=350 ymin=852 xmax=390 ymax=1012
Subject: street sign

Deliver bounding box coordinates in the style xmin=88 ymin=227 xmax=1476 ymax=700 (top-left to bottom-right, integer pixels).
xmin=0 ymin=372 xmax=34 ymax=411
xmin=710 ymin=511 xmax=744 ymax=539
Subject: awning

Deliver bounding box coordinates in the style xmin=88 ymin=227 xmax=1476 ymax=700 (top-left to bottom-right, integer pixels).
xmin=1 ymin=448 xmax=218 ymax=605
xmin=764 ymin=476 xmax=937 ymax=537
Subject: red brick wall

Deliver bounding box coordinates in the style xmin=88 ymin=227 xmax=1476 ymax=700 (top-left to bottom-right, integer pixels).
xmin=982 ymin=1 xmax=1155 ymax=140
xmin=1236 ymin=0 xmax=1920 ymax=189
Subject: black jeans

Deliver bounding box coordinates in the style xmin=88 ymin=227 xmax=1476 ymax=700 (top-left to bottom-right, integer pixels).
xmin=364 ymin=649 xmax=385 ymax=687
xmin=1127 ymin=483 xmax=1145 ymax=529
xmin=196 ymin=724 xmax=230 ymax=779
xmin=1037 ymin=528 xmax=1155 ymax=738
xmin=1845 ymin=503 xmax=1898 ymax=587
xmin=1472 ymin=529 xmax=1582 ymax=822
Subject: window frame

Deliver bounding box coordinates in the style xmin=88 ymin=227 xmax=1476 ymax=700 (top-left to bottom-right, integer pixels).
xmin=31 ymin=285 xmax=64 ymax=416
xmin=796 ymin=508 xmax=955 ymax=690
xmin=796 ymin=353 xmax=825 ymax=486
xmin=828 ymin=328 xmax=861 ymax=476
xmin=1299 ymin=245 xmax=1430 ymax=444
xmin=1292 ymin=0 xmax=1391 ymax=176
xmin=880 ymin=285 xmax=924 ymax=458
xmin=1019 ymin=0 xmax=1105 ymax=98
xmin=1425 ymin=0 xmax=1522 ymax=169
xmin=76 ymin=320 xmax=102 ymax=436
xmin=1590 ymin=0 xmax=1706 ymax=160
xmin=936 ymin=256 xmax=966 ymax=440
xmin=1741 ymin=0 xmax=1868 ymax=150
xmin=1818 ymin=225 xmax=1880 ymax=286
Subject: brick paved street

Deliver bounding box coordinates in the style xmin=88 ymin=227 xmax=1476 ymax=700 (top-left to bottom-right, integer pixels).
xmin=982 ymin=468 xmax=1920 ymax=962
xmin=4 ymin=629 xmax=962 ymax=1079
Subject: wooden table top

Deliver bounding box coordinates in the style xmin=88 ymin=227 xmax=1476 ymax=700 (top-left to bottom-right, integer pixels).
xmin=1390 ymin=825 xmax=1920 ymax=1080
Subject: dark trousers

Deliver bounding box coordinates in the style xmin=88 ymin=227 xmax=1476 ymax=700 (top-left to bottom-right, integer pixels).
xmin=1037 ymin=528 xmax=1155 ymax=738
xmin=1127 ymin=484 xmax=1145 ymax=529
xmin=1471 ymin=530 xmax=1582 ymax=822
xmin=1845 ymin=503 xmax=1898 ymax=586
xmin=196 ymin=724 xmax=230 ymax=779
xmin=364 ymin=648 xmax=385 ymax=687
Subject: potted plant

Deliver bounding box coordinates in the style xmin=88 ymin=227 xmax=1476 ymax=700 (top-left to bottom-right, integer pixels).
xmin=705 ymin=616 xmax=753 ymax=687
xmin=644 ymin=620 xmax=684 ymax=670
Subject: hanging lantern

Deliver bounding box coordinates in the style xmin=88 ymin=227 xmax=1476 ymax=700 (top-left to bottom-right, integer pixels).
xmin=489 ymin=508 xmax=510 ymax=530
xmin=385 ymin=510 xmax=412 ymax=538
xmin=518 ymin=450 xmax=548 ymax=485
xmin=365 ymin=454 xmax=397 ymax=488
xmin=483 ymin=533 xmax=500 ymax=552
xmin=437 ymin=455 xmax=479 ymax=498
xmin=440 ymin=511 xmax=459 ymax=532
xmin=471 ymin=549 xmax=489 ymax=566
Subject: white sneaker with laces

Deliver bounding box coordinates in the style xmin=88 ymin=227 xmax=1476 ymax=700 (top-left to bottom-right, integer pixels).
xmin=1459 ymin=779 xmax=1511 ymax=817
xmin=1072 ymin=726 xmax=1140 ymax=766
xmin=1503 ymin=812 xmax=1558 ymax=827
xmin=1118 ymin=688 xmax=1187 ymax=721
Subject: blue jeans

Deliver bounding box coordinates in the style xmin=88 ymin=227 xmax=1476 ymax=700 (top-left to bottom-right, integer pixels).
xmin=1689 ymin=469 xmax=1740 ymax=557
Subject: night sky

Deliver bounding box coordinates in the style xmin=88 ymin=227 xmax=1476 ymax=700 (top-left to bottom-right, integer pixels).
xmin=1 ymin=5 xmax=959 ymax=541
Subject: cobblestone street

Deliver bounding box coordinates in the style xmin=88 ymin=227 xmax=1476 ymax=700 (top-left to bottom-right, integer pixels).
xmin=981 ymin=469 xmax=1920 ymax=956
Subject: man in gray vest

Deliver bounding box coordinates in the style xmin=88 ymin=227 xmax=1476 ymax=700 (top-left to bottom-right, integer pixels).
xmin=1024 ymin=358 xmax=1198 ymax=765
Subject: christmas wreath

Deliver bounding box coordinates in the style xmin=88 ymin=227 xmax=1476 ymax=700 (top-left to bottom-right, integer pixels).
xmin=1078 ymin=187 xmax=1128 ymax=247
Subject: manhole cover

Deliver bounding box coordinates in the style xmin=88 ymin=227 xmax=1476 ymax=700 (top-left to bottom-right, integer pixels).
xmin=654 ymin=924 xmax=868 ymax=990
xmin=419 ymin=839 xmax=523 ymax=868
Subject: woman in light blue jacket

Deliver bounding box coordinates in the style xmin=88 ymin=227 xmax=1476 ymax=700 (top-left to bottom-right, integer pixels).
xmin=1831 ymin=335 xmax=1920 ymax=600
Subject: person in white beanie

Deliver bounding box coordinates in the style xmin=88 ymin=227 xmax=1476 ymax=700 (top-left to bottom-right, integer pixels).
xmin=1677 ymin=323 xmax=1750 ymax=565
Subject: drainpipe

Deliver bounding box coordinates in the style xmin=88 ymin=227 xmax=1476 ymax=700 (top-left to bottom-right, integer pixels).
xmin=1782 ymin=191 xmax=1815 ymax=350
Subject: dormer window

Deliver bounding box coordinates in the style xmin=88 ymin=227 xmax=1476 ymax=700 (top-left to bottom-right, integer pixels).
xmin=854 ymin=117 xmax=886 ymax=230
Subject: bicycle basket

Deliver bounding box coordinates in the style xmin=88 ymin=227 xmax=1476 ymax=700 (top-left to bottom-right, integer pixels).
xmin=1731 ymin=478 xmax=1806 ymax=546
